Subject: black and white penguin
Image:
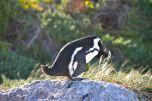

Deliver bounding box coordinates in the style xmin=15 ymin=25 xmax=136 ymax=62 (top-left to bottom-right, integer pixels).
xmin=41 ymin=36 xmax=111 ymax=80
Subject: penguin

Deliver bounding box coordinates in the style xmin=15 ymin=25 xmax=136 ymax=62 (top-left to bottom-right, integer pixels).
xmin=41 ymin=36 xmax=111 ymax=80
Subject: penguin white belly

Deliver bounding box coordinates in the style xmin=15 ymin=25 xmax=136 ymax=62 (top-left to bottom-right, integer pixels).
xmin=86 ymin=50 xmax=98 ymax=63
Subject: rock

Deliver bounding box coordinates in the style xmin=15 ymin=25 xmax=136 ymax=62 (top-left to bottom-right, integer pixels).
xmin=0 ymin=80 xmax=139 ymax=101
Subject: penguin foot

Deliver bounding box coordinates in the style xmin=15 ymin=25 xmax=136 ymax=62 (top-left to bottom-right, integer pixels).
xmin=71 ymin=77 xmax=88 ymax=81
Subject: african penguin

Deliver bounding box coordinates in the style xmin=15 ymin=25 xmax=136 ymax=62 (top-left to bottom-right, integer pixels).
xmin=41 ymin=36 xmax=111 ymax=80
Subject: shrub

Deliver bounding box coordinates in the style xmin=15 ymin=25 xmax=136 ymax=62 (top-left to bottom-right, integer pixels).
xmin=0 ymin=0 xmax=19 ymax=39
xmin=0 ymin=49 xmax=37 ymax=80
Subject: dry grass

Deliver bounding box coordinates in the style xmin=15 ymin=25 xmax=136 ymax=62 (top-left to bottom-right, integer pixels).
xmin=83 ymin=64 xmax=152 ymax=100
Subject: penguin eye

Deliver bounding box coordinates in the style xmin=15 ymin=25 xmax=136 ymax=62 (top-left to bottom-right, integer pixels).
xmin=98 ymin=41 xmax=105 ymax=51
xmin=98 ymin=41 xmax=102 ymax=49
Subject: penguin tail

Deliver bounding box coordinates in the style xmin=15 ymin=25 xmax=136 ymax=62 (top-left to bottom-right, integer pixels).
xmin=41 ymin=64 xmax=55 ymax=76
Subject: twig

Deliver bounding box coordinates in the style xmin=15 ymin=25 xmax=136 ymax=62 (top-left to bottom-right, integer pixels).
xmin=27 ymin=25 xmax=41 ymax=48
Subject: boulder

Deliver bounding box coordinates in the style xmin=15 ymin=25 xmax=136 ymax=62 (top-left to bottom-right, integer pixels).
xmin=0 ymin=80 xmax=139 ymax=101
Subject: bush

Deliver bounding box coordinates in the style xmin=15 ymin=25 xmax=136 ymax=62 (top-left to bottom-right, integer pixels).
xmin=0 ymin=48 xmax=37 ymax=79
xmin=39 ymin=10 xmax=87 ymax=44
xmin=0 ymin=0 xmax=19 ymax=39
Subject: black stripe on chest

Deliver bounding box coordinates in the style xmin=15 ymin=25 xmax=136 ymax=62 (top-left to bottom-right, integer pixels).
xmin=86 ymin=48 xmax=99 ymax=55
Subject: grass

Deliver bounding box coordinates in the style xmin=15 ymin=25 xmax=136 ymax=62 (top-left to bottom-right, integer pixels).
xmin=84 ymin=66 xmax=152 ymax=100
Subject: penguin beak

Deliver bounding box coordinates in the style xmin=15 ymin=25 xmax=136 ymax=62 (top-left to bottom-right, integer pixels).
xmin=101 ymin=49 xmax=111 ymax=60
xmin=97 ymin=41 xmax=111 ymax=60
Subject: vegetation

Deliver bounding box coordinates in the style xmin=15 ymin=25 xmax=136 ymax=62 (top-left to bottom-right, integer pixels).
xmin=0 ymin=0 xmax=152 ymax=100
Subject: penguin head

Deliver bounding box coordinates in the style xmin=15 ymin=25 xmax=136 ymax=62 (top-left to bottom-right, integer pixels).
xmin=97 ymin=40 xmax=111 ymax=59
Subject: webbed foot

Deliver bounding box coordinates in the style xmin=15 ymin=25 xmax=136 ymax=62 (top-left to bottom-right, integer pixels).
xmin=70 ymin=77 xmax=88 ymax=81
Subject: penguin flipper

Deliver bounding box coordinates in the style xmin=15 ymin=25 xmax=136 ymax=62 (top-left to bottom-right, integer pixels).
xmin=72 ymin=51 xmax=86 ymax=77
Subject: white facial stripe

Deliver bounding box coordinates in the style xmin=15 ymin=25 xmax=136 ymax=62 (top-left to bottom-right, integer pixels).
xmin=86 ymin=50 xmax=98 ymax=63
xmin=68 ymin=47 xmax=82 ymax=76
xmin=86 ymin=38 xmax=101 ymax=53
xmin=85 ymin=38 xmax=101 ymax=63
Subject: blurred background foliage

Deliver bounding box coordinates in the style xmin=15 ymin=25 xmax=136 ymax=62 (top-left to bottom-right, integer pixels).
xmin=0 ymin=0 xmax=152 ymax=92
